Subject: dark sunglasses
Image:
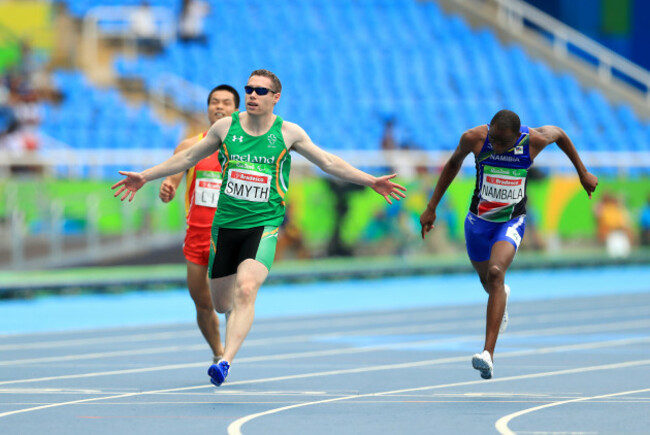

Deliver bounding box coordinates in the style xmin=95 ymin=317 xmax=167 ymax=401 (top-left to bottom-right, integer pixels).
xmin=244 ymin=86 xmax=277 ymax=96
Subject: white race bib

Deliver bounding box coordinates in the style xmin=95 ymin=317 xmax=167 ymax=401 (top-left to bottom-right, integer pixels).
xmin=194 ymin=171 xmax=221 ymax=208
xmin=480 ymin=166 xmax=526 ymax=204
xmin=225 ymin=168 xmax=272 ymax=202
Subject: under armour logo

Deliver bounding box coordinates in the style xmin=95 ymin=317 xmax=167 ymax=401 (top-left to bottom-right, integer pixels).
xmin=232 ymin=135 xmax=243 ymax=142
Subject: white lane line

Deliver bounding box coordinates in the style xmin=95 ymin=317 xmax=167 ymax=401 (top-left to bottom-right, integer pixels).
xmin=0 ymin=312 xmax=423 ymax=351
xmin=253 ymin=307 xmax=481 ymax=333
xmin=3 ymin=302 xmax=648 ymax=352
xmin=2 ymin=315 xmax=649 ymax=368
xmin=0 ymin=334 xmax=484 ymax=386
xmin=0 ymin=330 xmax=200 ymax=352
xmin=0 ymin=307 xmax=475 ymax=351
xmin=227 ymin=359 xmax=650 ymax=435
xmin=0 ymin=320 xmax=484 ymax=366
xmin=0 ymin=344 xmax=207 ymax=366
xmin=0 ymin=361 xmax=207 ymax=387
xmin=253 ymin=299 xmax=648 ymax=334
xmin=2 ymin=315 xmax=650 ymax=385
xmin=494 ymin=387 xmax=650 ymax=435
xmin=0 ymin=336 xmax=648 ymax=419
xmin=0 ymin=312 xmax=482 ymax=355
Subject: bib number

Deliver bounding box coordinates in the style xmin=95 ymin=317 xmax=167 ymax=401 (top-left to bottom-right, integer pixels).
xmin=195 ymin=173 xmax=221 ymax=208
xmin=225 ymin=168 xmax=271 ymax=202
xmin=480 ymin=167 xmax=526 ymax=204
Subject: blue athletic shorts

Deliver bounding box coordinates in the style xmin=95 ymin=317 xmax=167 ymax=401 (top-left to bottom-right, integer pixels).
xmin=464 ymin=212 xmax=526 ymax=262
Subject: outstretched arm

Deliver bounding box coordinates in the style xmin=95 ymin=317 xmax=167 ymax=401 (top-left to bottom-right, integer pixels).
xmin=112 ymin=119 xmax=227 ymax=202
xmin=420 ymin=128 xmax=477 ymax=239
xmin=288 ymin=123 xmax=406 ymax=204
xmin=159 ymin=137 xmax=198 ymax=203
xmin=530 ymin=126 xmax=598 ymax=198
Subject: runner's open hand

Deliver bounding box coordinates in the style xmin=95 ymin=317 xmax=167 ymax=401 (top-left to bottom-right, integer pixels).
xmin=371 ymin=174 xmax=407 ymax=205
xmin=112 ymin=171 xmax=147 ymax=202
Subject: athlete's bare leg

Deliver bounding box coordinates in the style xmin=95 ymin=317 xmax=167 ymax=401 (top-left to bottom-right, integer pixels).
xmin=210 ymin=259 xmax=268 ymax=363
xmin=470 ymin=240 xmax=516 ymax=360
xmin=210 ymin=273 xmax=237 ymax=313
xmin=186 ymin=260 xmax=224 ymax=358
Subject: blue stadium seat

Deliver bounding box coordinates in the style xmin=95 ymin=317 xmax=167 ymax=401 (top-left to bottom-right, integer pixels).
xmin=47 ymin=0 xmax=649 ymax=176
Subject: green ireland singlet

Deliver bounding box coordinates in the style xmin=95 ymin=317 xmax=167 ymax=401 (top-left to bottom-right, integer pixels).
xmin=213 ymin=112 xmax=291 ymax=229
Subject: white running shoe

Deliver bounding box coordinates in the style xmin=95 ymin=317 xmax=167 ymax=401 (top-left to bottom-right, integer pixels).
xmin=499 ymin=284 xmax=510 ymax=334
xmin=472 ymin=350 xmax=493 ymax=379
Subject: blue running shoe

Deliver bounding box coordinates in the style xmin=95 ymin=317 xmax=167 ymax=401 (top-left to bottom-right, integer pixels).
xmin=208 ymin=360 xmax=230 ymax=387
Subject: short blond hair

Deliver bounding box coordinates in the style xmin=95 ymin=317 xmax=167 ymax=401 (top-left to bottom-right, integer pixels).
xmin=249 ymin=69 xmax=282 ymax=93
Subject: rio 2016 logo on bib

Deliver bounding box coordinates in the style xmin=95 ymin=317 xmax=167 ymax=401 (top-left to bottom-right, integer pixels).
xmin=225 ymin=169 xmax=272 ymax=202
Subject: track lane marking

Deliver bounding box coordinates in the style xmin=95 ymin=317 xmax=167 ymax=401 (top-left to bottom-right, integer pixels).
xmin=227 ymin=359 xmax=650 ymax=435
xmin=3 ymin=303 xmax=649 ymax=352
xmin=2 ymin=317 xmax=650 ymax=384
xmin=0 ymin=336 xmax=648 ymax=419
xmin=495 ymin=387 xmax=650 ymax=435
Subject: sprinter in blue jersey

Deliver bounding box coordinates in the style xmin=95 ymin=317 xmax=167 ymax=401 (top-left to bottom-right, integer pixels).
xmin=419 ymin=110 xmax=598 ymax=379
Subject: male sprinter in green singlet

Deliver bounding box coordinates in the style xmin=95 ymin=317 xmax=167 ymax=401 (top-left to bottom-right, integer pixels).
xmin=112 ymin=69 xmax=407 ymax=388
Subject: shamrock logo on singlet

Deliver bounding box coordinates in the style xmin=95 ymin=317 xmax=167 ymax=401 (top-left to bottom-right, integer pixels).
xmin=267 ymin=134 xmax=277 ymax=147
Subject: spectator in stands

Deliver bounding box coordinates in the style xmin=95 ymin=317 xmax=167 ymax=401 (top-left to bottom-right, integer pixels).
xmin=595 ymin=192 xmax=634 ymax=258
xmin=640 ymin=195 xmax=650 ymax=246
xmin=380 ymin=116 xmax=419 ymax=178
xmin=275 ymin=203 xmax=310 ymax=260
xmin=7 ymin=39 xmax=58 ymax=103
xmin=15 ymin=40 xmax=39 ymax=91
xmin=130 ymin=1 xmax=162 ymax=53
xmin=0 ymin=81 xmax=18 ymax=138
xmin=0 ymin=73 xmax=40 ymax=156
xmin=325 ymin=177 xmax=363 ymax=257
xmin=178 ymin=0 xmax=210 ymax=44
xmin=0 ymin=96 xmax=16 ymax=152
xmin=380 ymin=117 xmax=398 ymax=151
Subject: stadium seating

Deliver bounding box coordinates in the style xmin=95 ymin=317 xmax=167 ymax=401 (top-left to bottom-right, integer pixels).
xmin=51 ymin=0 xmax=649 ymax=175
xmin=40 ymin=70 xmax=183 ymax=178
xmin=58 ymin=0 xmax=181 ymax=18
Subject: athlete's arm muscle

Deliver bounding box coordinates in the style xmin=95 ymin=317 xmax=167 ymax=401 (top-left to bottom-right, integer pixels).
xmin=529 ymin=126 xmax=598 ymax=198
xmin=420 ymin=125 xmax=484 ymax=238
xmin=284 ymin=122 xmax=406 ymax=204
xmin=285 ymin=122 xmax=375 ymax=186
xmin=140 ymin=117 xmax=229 ymax=182
xmin=113 ymin=117 xmax=232 ymax=202
xmin=159 ymin=136 xmax=198 ymax=203
xmin=428 ymin=126 xmax=483 ymax=211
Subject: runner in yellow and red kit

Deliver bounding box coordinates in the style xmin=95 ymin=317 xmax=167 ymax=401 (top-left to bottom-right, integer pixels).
xmin=159 ymin=84 xmax=240 ymax=364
